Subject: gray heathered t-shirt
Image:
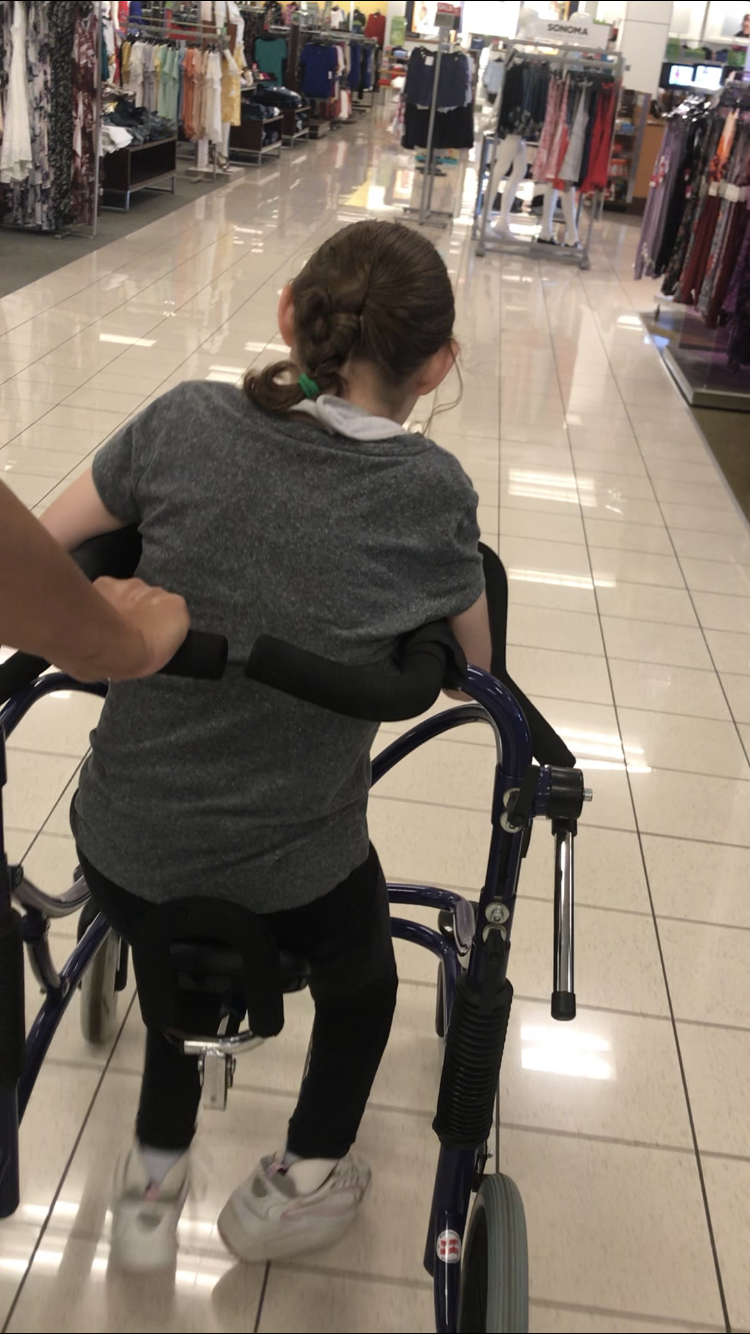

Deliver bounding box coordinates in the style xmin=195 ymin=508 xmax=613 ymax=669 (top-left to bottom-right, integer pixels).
xmin=72 ymin=381 xmax=484 ymax=912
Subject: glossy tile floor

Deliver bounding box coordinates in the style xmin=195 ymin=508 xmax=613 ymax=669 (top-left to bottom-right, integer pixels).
xmin=1 ymin=109 xmax=748 ymax=1334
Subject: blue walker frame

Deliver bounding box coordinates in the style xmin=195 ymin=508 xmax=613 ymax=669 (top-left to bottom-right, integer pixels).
xmin=0 ymin=661 xmax=565 ymax=1334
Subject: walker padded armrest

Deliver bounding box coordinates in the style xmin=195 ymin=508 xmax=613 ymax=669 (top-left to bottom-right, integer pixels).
xmin=246 ymin=622 xmax=466 ymax=722
xmin=480 ymin=542 xmax=576 ymax=768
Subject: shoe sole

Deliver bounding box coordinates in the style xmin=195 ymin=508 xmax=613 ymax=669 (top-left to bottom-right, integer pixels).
xmin=217 ymin=1197 xmax=361 ymax=1265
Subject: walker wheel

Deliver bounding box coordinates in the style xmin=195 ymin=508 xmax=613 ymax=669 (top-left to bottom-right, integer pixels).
xmin=458 ymin=1174 xmax=529 ymax=1333
xmin=79 ymin=931 xmax=120 ymax=1045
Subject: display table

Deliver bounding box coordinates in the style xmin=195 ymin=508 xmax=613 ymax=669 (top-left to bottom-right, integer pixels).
xmin=101 ymin=137 xmax=177 ymax=212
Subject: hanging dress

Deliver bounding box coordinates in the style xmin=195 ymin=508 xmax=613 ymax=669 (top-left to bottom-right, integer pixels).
xmin=0 ymin=2 xmax=33 ymax=184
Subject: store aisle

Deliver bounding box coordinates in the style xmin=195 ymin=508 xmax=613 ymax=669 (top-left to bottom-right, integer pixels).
xmin=0 ymin=112 xmax=746 ymax=1334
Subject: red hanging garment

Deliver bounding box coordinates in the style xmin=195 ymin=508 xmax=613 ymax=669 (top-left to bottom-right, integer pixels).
xmin=580 ymin=82 xmax=616 ymax=195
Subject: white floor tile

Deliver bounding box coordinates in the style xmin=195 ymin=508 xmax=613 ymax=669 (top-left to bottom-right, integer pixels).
xmin=502 ymin=997 xmax=691 ymax=1147
xmin=644 ymin=833 xmax=750 ymax=930
xmin=609 ymin=659 xmax=731 ymax=721
xmin=589 ymin=547 xmax=685 ymax=591
xmin=631 ymin=769 xmax=750 ymax=846
xmin=596 ymin=582 xmax=698 ymax=628
xmin=506 ymin=645 xmax=612 ymax=706
xmin=584 ymin=518 xmax=672 ymax=555
xmin=502 ymin=1129 xmax=722 ymax=1326
xmin=702 ymin=1158 xmax=750 ymax=1330
xmin=704 ymin=628 xmax=750 ymax=676
xmin=600 ymin=617 xmax=712 ymax=670
xmin=619 ymin=708 xmax=750 ymax=780
xmin=507 ymin=604 xmax=604 ymax=656
xmin=692 ymin=590 xmax=750 ymax=634
xmin=660 ymin=917 xmax=750 ymax=1028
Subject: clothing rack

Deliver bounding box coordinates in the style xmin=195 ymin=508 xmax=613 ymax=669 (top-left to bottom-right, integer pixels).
xmin=123 ymin=11 xmax=232 ymax=180
xmin=636 ymin=80 xmax=750 ymax=409
xmin=403 ymin=31 xmax=456 ymax=230
xmin=1 ymin=1 xmax=104 ymax=238
xmin=475 ymin=39 xmax=624 ymax=270
xmin=302 ymin=27 xmax=379 ymax=113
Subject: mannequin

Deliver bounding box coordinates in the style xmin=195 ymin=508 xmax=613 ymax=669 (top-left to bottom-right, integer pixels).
xmin=485 ymin=4 xmax=581 ymax=248
xmin=538 ymin=185 xmax=580 ymax=248
xmin=484 ymin=4 xmax=538 ymax=241
xmin=487 ymin=135 xmax=528 ymax=240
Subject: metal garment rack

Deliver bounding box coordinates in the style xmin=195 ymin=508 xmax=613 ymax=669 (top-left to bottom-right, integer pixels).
xmin=117 ymin=9 xmax=226 ymax=181
xmin=475 ymin=39 xmax=624 ymax=270
xmin=294 ymin=28 xmax=379 ymax=125
xmin=403 ymin=32 xmax=457 ymax=230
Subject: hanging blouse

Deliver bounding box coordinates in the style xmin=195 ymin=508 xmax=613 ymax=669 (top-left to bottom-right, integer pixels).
xmin=221 ymin=49 xmax=241 ymax=126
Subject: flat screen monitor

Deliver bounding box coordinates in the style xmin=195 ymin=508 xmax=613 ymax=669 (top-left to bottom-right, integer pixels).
xmin=668 ymin=64 xmax=696 ymax=87
xmin=694 ymin=64 xmax=723 ymax=90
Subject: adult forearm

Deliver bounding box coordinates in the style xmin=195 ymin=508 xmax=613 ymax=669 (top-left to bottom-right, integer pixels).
xmin=0 ymin=481 xmax=147 ymax=679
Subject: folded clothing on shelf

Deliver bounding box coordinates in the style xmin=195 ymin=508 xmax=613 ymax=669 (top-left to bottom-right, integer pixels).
xmin=105 ymin=98 xmax=176 ymax=144
xmin=242 ymin=101 xmax=281 ymax=121
xmin=101 ymin=124 xmax=134 ymax=154
xmin=247 ymin=84 xmax=306 ymax=110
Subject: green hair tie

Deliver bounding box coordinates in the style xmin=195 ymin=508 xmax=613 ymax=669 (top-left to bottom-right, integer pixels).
xmin=298 ymin=373 xmax=320 ymax=399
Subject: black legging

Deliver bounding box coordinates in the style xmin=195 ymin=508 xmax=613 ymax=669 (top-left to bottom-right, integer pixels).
xmin=77 ymin=845 xmax=398 ymax=1160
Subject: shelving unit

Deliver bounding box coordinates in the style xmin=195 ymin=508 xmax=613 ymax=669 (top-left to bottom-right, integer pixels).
xmin=281 ymin=106 xmax=310 ymax=146
xmin=603 ymin=90 xmax=650 ymax=210
xmin=228 ymin=116 xmax=284 ymax=166
xmin=100 ymin=137 xmax=178 ymax=212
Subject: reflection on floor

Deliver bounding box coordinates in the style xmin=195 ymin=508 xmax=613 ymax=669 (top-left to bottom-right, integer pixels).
xmin=0 ymin=163 xmax=233 ymax=300
xmin=692 ymin=408 xmax=750 ymax=525
xmin=1 ymin=107 xmax=747 ymax=1333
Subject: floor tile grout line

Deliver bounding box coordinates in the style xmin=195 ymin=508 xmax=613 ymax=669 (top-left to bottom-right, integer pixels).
xmin=625 ymin=440 xmax=750 ymax=776
xmin=1 ymin=990 xmax=138 ymax=1334
xmin=253 ymin=1262 xmax=272 ymax=1334
xmin=565 ymin=281 xmax=732 ymax=1334
xmin=528 ymin=1295 xmax=724 ymax=1333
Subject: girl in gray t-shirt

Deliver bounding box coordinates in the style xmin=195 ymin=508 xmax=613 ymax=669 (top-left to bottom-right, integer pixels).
xmin=41 ymin=221 xmax=491 ymax=1274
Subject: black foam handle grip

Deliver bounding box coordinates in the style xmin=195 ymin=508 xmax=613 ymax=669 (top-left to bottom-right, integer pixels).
xmin=479 ymin=542 xmax=576 ymax=769
xmin=0 ymin=528 xmax=144 ymax=705
xmin=159 ymin=631 xmax=229 ymax=681
xmin=246 ymin=623 xmax=465 ymax=722
xmin=0 ymin=910 xmax=25 ymax=1091
xmin=0 ymin=653 xmax=49 ymax=706
xmin=73 ymin=526 xmax=142 ymax=581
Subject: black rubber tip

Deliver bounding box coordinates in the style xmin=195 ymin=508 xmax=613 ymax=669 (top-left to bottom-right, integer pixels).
xmin=551 ymin=991 xmax=577 ymax=1022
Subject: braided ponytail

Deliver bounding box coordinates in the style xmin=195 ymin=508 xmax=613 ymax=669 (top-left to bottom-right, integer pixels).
xmin=244 ymin=221 xmax=455 ymax=417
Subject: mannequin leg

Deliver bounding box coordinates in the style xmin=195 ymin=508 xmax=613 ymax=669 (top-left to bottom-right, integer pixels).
xmin=486 ymin=135 xmax=527 ymax=238
xmin=561 ymin=186 xmax=580 ymax=247
xmin=538 ymin=185 xmax=559 ymax=243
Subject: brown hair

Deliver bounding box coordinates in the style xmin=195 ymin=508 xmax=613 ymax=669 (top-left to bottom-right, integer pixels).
xmin=244 ymin=220 xmax=456 ymax=418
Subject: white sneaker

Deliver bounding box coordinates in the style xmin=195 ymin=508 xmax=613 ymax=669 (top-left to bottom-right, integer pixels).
xmin=217 ymin=1152 xmax=371 ymax=1263
xmin=110 ymin=1145 xmax=190 ymax=1273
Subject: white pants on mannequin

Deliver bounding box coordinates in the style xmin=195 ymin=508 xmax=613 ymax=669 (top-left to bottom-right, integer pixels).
xmin=538 ymin=185 xmax=580 ymax=248
xmin=486 ymin=134 xmax=527 ymax=239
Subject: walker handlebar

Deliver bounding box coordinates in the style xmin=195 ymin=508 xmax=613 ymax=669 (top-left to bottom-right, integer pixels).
xmin=245 ymin=623 xmax=466 ymax=723
xmin=0 ymin=526 xmax=228 ymax=704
